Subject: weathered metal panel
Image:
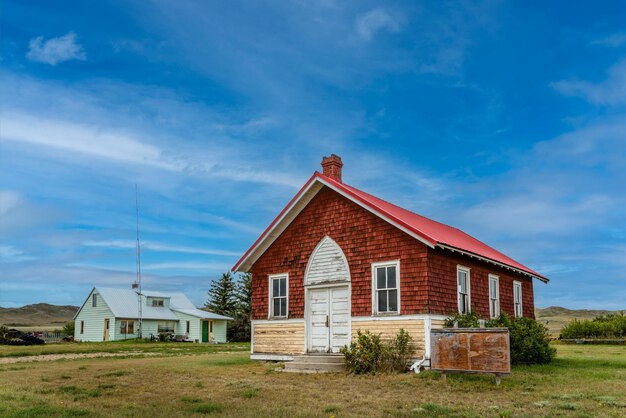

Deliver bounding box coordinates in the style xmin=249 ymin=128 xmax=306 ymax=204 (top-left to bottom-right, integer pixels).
xmin=430 ymin=328 xmax=510 ymax=375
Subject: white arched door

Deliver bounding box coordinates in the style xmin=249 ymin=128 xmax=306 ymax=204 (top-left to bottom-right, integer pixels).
xmin=305 ymin=237 xmax=351 ymax=353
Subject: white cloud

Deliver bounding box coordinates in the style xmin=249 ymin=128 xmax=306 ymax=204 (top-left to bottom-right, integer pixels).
xmin=551 ymin=60 xmax=626 ymax=105
xmin=1 ymin=112 xmax=182 ymax=170
xmin=142 ymin=261 xmax=227 ymax=271
xmin=0 ymin=245 xmax=34 ymax=262
xmin=0 ymin=190 xmax=22 ymax=216
xmin=459 ymin=193 xmax=614 ymax=236
xmin=590 ymin=32 xmax=626 ymax=47
xmin=26 ymin=32 xmax=86 ymax=65
xmin=83 ymin=239 xmax=240 ymax=257
xmin=355 ymin=8 xmax=400 ymax=41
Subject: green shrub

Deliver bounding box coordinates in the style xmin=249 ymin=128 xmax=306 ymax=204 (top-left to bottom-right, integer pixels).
xmin=443 ymin=312 xmax=555 ymax=365
xmin=384 ymin=328 xmax=413 ymax=372
xmin=444 ymin=310 xmax=480 ymax=328
xmin=560 ymin=312 xmax=626 ymax=339
xmin=488 ymin=314 xmax=555 ymax=365
xmin=0 ymin=325 xmax=8 ymax=343
xmin=62 ymin=322 xmax=75 ymax=336
xmin=341 ymin=328 xmax=413 ymax=374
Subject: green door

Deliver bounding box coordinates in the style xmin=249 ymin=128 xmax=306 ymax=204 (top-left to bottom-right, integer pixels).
xmin=202 ymin=321 xmax=208 ymax=342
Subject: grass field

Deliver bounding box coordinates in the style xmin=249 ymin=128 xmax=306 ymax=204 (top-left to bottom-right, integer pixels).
xmin=0 ymin=343 xmax=624 ymax=417
xmin=0 ymin=341 xmax=248 ymax=358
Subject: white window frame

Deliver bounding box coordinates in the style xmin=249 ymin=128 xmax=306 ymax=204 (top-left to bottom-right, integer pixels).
xmin=457 ymin=265 xmax=471 ymax=314
xmin=513 ymin=281 xmax=523 ymax=318
xmin=92 ymin=294 xmax=97 ymax=307
xmin=268 ymin=273 xmax=289 ymax=319
xmin=371 ymin=260 xmax=401 ymax=315
xmin=488 ymin=274 xmax=500 ymax=319
xmin=151 ymin=298 xmax=165 ymax=307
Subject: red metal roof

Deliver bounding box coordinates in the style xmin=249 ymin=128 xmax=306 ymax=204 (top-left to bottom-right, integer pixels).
xmin=233 ymin=171 xmax=547 ymax=281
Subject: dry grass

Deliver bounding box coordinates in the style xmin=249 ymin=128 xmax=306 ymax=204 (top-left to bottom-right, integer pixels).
xmin=0 ymin=344 xmax=624 ymax=417
xmin=0 ymin=341 xmax=248 ymax=358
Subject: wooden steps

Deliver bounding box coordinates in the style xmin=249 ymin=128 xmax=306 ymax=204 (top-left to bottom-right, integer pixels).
xmin=282 ymin=354 xmax=345 ymax=373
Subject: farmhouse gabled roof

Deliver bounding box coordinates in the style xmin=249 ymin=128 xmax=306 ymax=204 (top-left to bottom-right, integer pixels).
xmin=74 ymin=287 xmax=233 ymax=320
xmin=232 ymin=171 xmax=548 ymax=282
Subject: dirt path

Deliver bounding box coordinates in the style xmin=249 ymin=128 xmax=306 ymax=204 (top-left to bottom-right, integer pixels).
xmin=0 ymin=351 xmax=159 ymax=364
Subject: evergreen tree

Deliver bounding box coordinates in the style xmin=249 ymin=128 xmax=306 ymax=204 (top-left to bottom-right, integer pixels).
xmin=228 ymin=273 xmax=252 ymax=342
xmin=204 ymin=272 xmax=237 ymax=317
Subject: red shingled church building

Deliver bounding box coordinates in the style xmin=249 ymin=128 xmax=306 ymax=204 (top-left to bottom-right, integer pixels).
xmin=233 ymin=155 xmax=547 ymax=360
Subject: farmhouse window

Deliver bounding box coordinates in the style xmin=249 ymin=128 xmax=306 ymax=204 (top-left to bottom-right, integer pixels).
xmin=157 ymin=321 xmax=176 ymax=333
xmin=372 ymin=261 xmax=400 ymax=314
xmin=269 ymin=274 xmax=288 ymax=318
xmin=80 ymin=321 xmax=84 ymax=334
xmin=151 ymin=298 xmax=164 ymax=307
xmin=513 ymin=281 xmax=523 ymax=318
xmin=186 ymin=321 xmax=190 ymax=334
xmin=489 ymin=275 xmax=500 ymax=319
xmin=457 ymin=266 xmax=471 ymax=314
xmin=92 ymin=294 xmax=97 ymax=307
xmin=120 ymin=320 xmax=134 ymax=334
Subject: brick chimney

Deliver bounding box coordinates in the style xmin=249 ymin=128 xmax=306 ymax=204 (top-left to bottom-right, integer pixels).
xmin=321 ymin=154 xmax=343 ymax=183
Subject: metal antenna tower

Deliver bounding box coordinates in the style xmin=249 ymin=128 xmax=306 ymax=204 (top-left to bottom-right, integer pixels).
xmin=133 ymin=184 xmax=143 ymax=339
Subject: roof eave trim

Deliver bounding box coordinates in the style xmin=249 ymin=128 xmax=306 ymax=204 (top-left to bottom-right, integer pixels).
xmin=232 ymin=173 xmax=438 ymax=272
xmin=437 ymin=243 xmax=549 ymax=283
xmin=73 ymin=286 xmax=97 ymax=320
xmin=232 ymin=174 xmax=322 ymax=272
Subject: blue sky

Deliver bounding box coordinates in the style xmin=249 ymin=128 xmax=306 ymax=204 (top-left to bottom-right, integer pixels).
xmin=1 ymin=1 xmax=625 ymax=309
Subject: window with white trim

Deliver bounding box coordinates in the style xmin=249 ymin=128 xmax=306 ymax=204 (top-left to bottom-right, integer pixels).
xmin=513 ymin=281 xmax=523 ymax=318
xmin=489 ymin=274 xmax=500 ymax=319
xmin=457 ymin=266 xmax=471 ymax=314
xmin=92 ymin=294 xmax=97 ymax=307
xmin=372 ymin=261 xmax=400 ymax=314
xmin=80 ymin=321 xmax=84 ymax=334
xmin=269 ymin=274 xmax=288 ymax=318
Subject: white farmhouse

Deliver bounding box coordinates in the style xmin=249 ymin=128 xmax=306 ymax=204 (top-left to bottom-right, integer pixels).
xmin=74 ymin=287 xmax=232 ymax=343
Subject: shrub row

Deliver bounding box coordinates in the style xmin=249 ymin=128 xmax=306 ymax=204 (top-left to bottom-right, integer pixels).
xmin=444 ymin=312 xmax=555 ymax=365
xmin=560 ymin=312 xmax=626 ymax=339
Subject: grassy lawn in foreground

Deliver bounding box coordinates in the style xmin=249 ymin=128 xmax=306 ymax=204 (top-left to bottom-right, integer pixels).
xmin=0 ymin=341 xmax=249 ymax=358
xmin=0 ymin=344 xmax=624 ymax=417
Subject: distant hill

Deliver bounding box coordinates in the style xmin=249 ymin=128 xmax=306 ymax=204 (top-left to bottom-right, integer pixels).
xmin=0 ymin=303 xmax=79 ymax=327
xmin=535 ymin=306 xmax=623 ymax=336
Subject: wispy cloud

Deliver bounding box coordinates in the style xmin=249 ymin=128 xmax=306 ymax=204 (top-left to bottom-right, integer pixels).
xmin=0 ymin=245 xmax=34 ymax=262
xmin=590 ymin=32 xmax=626 ymax=47
xmin=1 ymin=112 xmax=181 ymax=170
xmin=26 ymin=32 xmax=86 ymax=65
xmin=0 ymin=190 xmax=22 ymax=215
xmin=83 ymin=240 xmax=241 ymax=257
xmin=551 ymin=59 xmax=626 ymax=105
xmin=142 ymin=261 xmax=227 ymax=271
xmin=355 ymin=8 xmax=400 ymax=41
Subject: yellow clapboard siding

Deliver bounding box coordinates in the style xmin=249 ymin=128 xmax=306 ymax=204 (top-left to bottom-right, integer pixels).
xmin=253 ymin=322 xmax=305 ymax=354
xmin=431 ymin=319 xmax=446 ymax=329
xmin=351 ymin=319 xmax=426 ymax=356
